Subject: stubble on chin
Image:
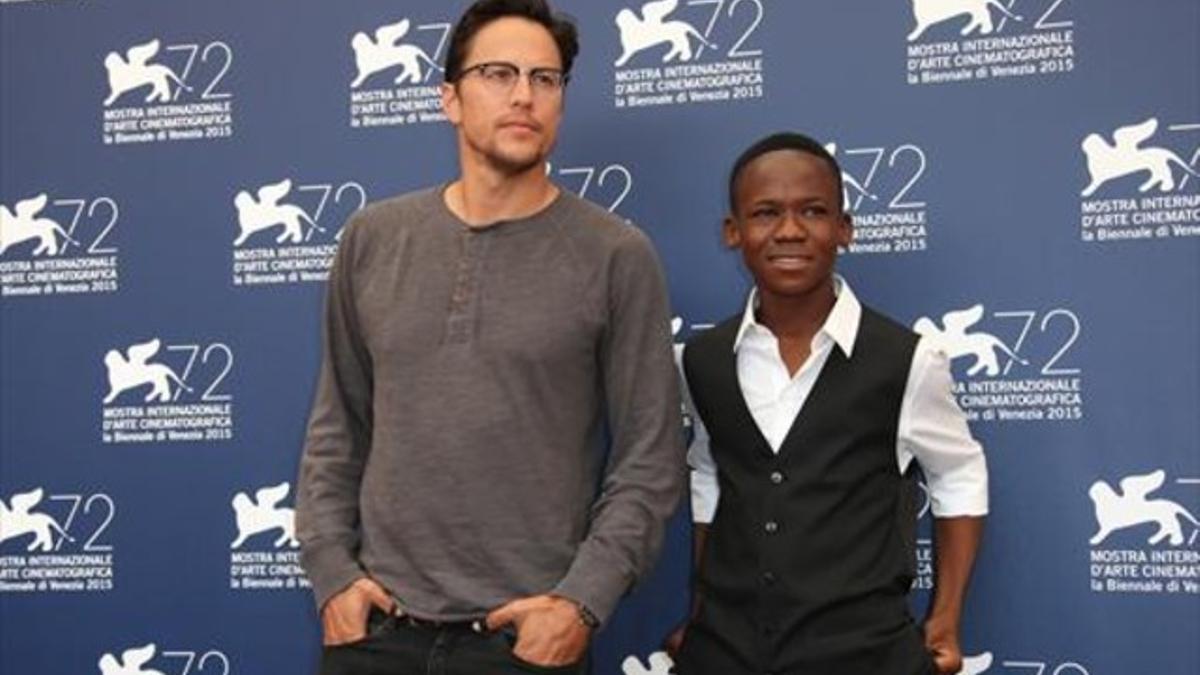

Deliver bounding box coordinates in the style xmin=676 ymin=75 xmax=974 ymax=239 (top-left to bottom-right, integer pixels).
xmin=466 ymin=132 xmax=545 ymax=176
xmin=487 ymin=150 xmax=543 ymax=176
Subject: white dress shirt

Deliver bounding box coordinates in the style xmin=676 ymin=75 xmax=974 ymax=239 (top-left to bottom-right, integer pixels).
xmin=684 ymin=277 xmax=988 ymax=523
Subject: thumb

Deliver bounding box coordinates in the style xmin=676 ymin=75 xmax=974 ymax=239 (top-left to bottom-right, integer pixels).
xmin=486 ymin=598 xmax=527 ymax=631
xmin=361 ymin=579 xmax=395 ymax=613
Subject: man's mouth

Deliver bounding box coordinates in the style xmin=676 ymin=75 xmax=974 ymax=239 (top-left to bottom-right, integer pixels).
xmin=767 ymin=252 xmax=813 ymax=269
xmin=499 ymin=120 xmax=540 ymax=132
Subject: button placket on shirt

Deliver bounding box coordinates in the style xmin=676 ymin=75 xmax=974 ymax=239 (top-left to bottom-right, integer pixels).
xmin=445 ymin=228 xmax=486 ymax=345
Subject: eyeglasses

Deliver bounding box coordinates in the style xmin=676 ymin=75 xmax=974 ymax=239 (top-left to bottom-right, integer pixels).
xmin=457 ymin=61 xmax=570 ymax=94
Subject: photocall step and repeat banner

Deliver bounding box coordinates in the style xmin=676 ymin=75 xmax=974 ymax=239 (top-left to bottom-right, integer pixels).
xmin=1 ymin=0 xmax=1197 ymax=673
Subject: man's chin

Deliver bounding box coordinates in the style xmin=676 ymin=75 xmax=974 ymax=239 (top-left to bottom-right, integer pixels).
xmin=758 ymin=273 xmax=833 ymax=300
xmin=486 ymin=150 xmax=545 ymax=176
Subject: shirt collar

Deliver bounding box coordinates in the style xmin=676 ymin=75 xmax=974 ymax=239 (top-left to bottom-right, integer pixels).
xmin=732 ymin=274 xmax=862 ymax=358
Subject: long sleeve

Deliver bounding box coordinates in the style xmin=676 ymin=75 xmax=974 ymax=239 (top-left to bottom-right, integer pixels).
xmin=552 ymin=227 xmax=686 ymax=624
xmin=295 ymin=216 xmax=375 ymax=609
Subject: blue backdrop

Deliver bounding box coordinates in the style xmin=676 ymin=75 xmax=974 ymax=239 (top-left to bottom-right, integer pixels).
xmin=2 ymin=1 xmax=1197 ymax=674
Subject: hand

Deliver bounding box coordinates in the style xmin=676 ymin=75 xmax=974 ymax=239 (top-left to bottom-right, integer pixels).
xmin=321 ymin=577 xmax=395 ymax=646
xmin=486 ymin=595 xmax=591 ymax=667
xmin=662 ymin=619 xmax=689 ymax=659
xmin=923 ymin=616 xmax=963 ymax=675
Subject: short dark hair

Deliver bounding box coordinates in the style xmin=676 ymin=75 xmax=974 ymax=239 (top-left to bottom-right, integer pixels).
xmin=443 ymin=0 xmax=579 ymax=83
xmin=728 ymin=132 xmax=845 ymax=213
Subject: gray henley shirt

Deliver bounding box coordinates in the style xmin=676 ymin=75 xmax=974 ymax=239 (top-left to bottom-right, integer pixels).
xmin=296 ymin=186 xmax=685 ymax=624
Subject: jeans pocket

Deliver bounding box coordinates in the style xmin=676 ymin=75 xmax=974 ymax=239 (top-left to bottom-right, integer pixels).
xmin=325 ymin=608 xmax=395 ymax=650
xmin=508 ymin=654 xmax=582 ymax=674
xmin=496 ymin=629 xmax=583 ymax=673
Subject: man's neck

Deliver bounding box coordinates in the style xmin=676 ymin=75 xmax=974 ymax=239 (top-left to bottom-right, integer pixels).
xmin=445 ymin=161 xmax=558 ymax=228
xmin=755 ymin=278 xmax=838 ymax=344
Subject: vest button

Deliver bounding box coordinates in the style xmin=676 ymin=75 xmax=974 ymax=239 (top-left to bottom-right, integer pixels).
xmin=763 ymin=520 xmax=779 ymax=534
xmin=761 ymin=571 xmax=776 ymax=585
xmin=769 ymin=471 xmax=784 ymax=484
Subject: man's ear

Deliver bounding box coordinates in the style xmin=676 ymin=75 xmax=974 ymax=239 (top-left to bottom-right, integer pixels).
xmin=441 ymin=83 xmax=461 ymax=125
xmin=837 ymin=211 xmax=854 ymax=249
xmin=722 ymin=215 xmax=741 ymax=249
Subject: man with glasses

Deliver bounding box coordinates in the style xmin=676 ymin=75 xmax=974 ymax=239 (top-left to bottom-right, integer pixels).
xmin=296 ymin=1 xmax=685 ymax=673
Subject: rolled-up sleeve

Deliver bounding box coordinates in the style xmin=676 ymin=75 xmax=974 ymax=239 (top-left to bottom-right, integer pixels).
xmin=898 ymin=338 xmax=989 ymax=517
xmin=680 ymin=346 xmax=720 ymax=524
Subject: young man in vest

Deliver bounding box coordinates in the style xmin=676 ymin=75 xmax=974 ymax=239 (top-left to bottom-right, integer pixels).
xmin=669 ymin=132 xmax=988 ymax=675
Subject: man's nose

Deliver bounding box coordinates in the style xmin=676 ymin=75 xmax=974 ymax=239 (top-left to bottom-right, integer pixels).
xmin=774 ymin=212 xmax=807 ymax=240
xmin=509 ymin=74 xmax=534 ymax=107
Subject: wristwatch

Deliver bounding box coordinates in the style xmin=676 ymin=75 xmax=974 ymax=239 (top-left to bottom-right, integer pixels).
xmin=573 ymin=600 xmax=600 ymax=628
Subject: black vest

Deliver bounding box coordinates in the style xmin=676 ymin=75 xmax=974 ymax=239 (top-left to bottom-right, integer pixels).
xmin=678 ymin=307 xmax=930 ymax=675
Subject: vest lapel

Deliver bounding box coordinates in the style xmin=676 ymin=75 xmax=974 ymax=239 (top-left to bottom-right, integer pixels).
xmin=771 ymin=346 xmax=850 ymax=459
xmin=711 ymin=325 xmax=777 ymax=460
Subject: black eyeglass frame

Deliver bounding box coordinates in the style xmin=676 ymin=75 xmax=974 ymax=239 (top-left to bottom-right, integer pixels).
xmin=454 ymin=61 xmax=571 ymax=91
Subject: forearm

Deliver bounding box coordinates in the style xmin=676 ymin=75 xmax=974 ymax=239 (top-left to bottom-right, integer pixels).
xmin=552 ymin=426 xmax=685 ymax=623
xmin=295 ymin=371 xmax=371 ymax=608
xmin=926 ymin=515 xmax=985 ymax=627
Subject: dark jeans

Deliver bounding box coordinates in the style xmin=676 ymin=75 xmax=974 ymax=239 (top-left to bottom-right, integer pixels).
xmin=319 ymin=609 xmax=590 ymax=675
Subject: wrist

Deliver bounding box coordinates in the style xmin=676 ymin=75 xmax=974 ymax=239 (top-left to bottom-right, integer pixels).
xmin=926 ymin=597 xmax=963 ymax=625
xmin=556 ymin=596 xmax=599 ymax=629
xmin=576 ymin=602 xmax=600 ymax=629
xmin=923 ymin=613 xmax=960 ymax=638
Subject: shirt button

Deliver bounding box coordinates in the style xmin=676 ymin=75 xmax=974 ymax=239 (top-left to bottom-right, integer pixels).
xmin=764 ymin=520 xmax=779 ymax=534
xmin=761 ymin=571 xmax=776 ymax=585
xmin=769 ymin=471 xmax=784 ymax=484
